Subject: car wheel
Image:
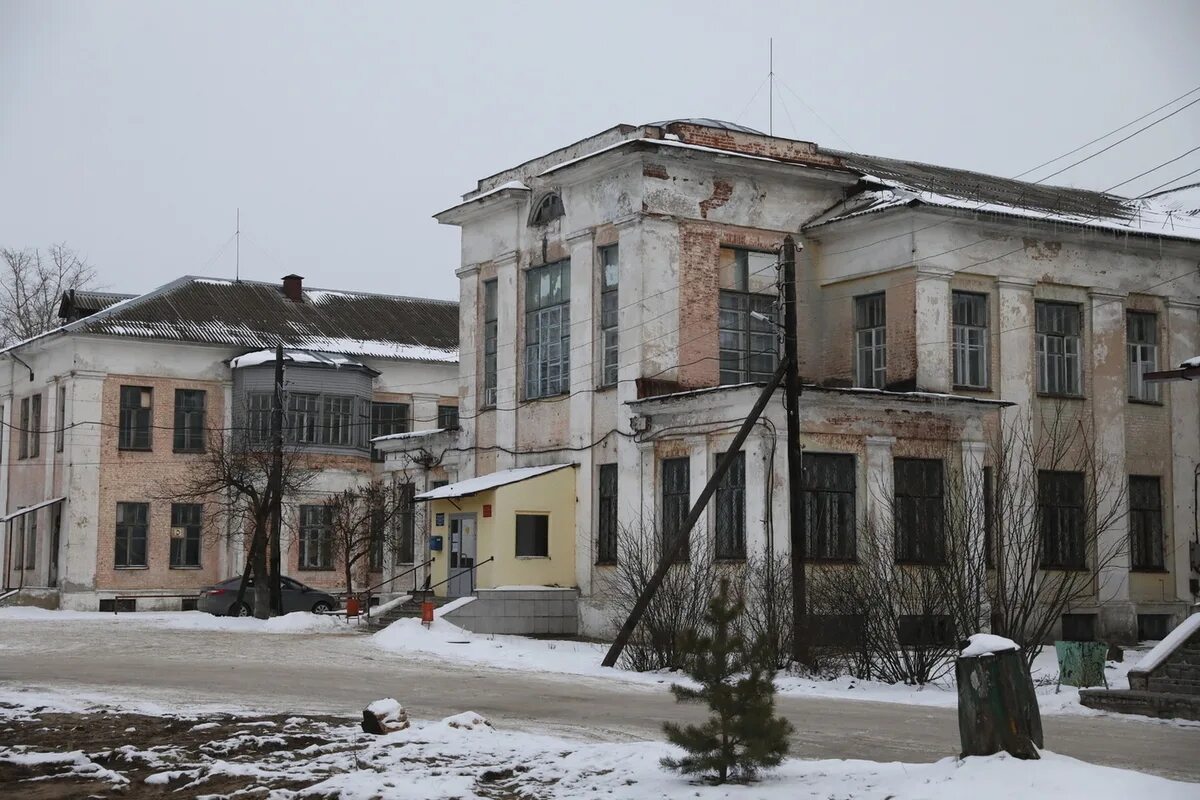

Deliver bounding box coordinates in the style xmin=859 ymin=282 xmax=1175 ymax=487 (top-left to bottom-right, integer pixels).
xmin=311 ymin=601 xmax=332 ymax=614
xmin=228 ymin=602 xmax=251 ymax=617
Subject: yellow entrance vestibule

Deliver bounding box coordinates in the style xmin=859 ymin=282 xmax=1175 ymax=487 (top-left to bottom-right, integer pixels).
xmin=416 ymin=464 xmax=577 ymax=598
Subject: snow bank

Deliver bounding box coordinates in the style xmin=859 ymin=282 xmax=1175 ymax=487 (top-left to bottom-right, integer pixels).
xmin=1133 ymin=612 xmax=1200 ymax=674
xmin=0 ymin=607 xmax=354 ymax=635
xmin=961 ymin=633 xmax=1021 ymax=657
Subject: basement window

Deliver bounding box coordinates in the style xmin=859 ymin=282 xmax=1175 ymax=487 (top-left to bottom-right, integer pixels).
xmin=1137 ymin=614 xmax=1170 ymax=641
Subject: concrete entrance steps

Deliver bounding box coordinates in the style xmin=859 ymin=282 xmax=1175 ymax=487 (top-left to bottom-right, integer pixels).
xmin=364 ymin=593 xmax=450 ymax=631
xmin=1079 ymin=688 xmax=1200 ymax=721
xmin=1080 ymin=611 xmax=1200 ymax=721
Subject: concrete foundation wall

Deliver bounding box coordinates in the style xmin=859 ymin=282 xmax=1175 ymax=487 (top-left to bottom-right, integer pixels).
xmin=441 ymin=588 xmax=579 ymax=635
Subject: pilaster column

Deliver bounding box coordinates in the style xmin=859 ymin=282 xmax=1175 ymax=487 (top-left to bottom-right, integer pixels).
xmin=455 ymin=263 xmax=481 ymax=481
xmin=864 ymin=435 xmax=896 ymax=562
xmin=996 ymin=276 xmax=1036 ymax=413
xmin=493 ymin=252 xmax=520 ymax=471
xmin=915 ymin=268 xmax=952 ymax=392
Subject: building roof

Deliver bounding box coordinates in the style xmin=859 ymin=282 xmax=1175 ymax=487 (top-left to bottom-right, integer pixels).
xmin=647 ymin=118 xmax=764 ymax=134
xmin=228 ymin=348 xmax=378 ymax=373
xmin=6 ymin=276 xmax=459 ymax=362
xmin=414 ymin=464 xmax=574 ymax=501
xmin=628 ymin=381 xmax=1013 ymax=409
xmin=57 ymin=289 xmax=138 ymax=322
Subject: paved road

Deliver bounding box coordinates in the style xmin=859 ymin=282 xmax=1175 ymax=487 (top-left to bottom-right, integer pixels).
xmin=1 ymin=617 xmax=1197 ymax=782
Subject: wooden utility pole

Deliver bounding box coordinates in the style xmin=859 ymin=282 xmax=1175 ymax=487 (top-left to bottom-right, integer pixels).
xmin=781 ymin=235 xmax=808 ymax=665
xmin=268 ymin=344 xmax=284 ymax=615
xmin=602 ymin=358 xmax=789 ymax=668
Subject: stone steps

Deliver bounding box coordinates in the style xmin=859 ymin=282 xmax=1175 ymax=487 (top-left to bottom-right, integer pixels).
xmin=364 ymin=594 xmax=451 ymax=631
xmin=1079 ymin=688 xmax=1200 ymax=722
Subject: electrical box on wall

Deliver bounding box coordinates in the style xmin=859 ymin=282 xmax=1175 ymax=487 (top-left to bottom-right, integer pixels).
xmin=430 ymin=535 xmax=443 ymax=552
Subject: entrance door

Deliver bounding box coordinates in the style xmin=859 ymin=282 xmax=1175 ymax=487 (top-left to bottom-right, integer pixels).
xmin=447 ymin=514 xmax=477 ymax=597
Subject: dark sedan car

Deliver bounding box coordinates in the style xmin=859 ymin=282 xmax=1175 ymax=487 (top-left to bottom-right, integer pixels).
xmin=198 ymin=575 xmax=338 ymax=616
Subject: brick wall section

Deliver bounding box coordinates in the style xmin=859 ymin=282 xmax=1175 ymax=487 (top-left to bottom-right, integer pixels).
xmin=665 ymin=123 xmax=844 ymax=169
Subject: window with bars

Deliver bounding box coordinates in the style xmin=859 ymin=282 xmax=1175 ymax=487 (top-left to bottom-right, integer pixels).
xmin=241 ymin=393 xmax=269 ymax=444
xmin=483 ymin=279 xmax=498 ymax=407
xmin=173 ymin=389 xmax=206 ymax=452
xmin=1127 ymin=311 xmax=1160 ymax=403
xmin=952 ymin=292 xmax=989 ymax=388
xmin=894 ymin=458 xmax=944 ymax=564
xmin=1038 ymin=470 xmax=1086 ymax=569
xmin=599 ymin=245 xmax=619 ymax=387
xmin=287 ymin=393 xmax=320 ymax=444
xmin=597 ymin=463 xmax=618 ymax=564
xmin=118 ymin=386 xmax=152 ymax=450
xmin=55 ymin=386 xmax=66 ymax=452
xmin=718 ymin=248 xmax=778 ymax=385
xmin=370 ymin=402 xmax=410 ymax=461
xmin=661 ymin=457 xmax=690 ymax=561
xmin=169 ymin=503 xmax=202 ymax=568
xmin=800 ymin=453 xmax=857 ymax=561
xmin=1036 ymin=302 xmax=1082 ymax=396
xmin=322 ymin=395 xmax=355 ymax=446
xmin=298 ymin=505 xmax=333 ymax=570
xmin=115 ymin=502 xmax=149 ymax=568
xmin=855 ymin=294 xmax=887 ymax=389
xmin=713 ymin=451 xmax=746 ymax=560
xmin=516 ymin=514 xmax=550 ymax=557
xmin=395 ymin=483 xmax=416 ymax=565
xmin=437 ymin=405 xmax=460 ymax=430
xmin=1129 ymin=475 xmax=1164 ymax=571
xmin=525 ymin=261 xmax=571 ymax=399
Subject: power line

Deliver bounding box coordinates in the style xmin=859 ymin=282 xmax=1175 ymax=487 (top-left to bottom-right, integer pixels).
xmin=1140 ymin=175 xmax=1200 ymax=199
xmin=1105 ymin=144 xmax=1200 ymax=193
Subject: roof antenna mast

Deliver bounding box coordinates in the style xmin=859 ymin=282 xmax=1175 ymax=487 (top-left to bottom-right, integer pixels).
xmin=235 ymin=208 xmax=240 ymax=282
xmin=768 ymin=37 xmax=774 ymax=137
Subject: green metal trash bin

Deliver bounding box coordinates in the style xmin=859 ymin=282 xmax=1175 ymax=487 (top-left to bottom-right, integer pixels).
xmin=1055 ymin=641 xmax=1109 ymax=690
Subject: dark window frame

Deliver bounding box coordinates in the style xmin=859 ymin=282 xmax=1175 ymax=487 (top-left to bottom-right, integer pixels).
xmin=1127 ymin=311 xmax=1161 ymax=403
xmin=55 ymin=385 xmax=66 ymax=453
xmin=1035 ymin=301 xmax=1083 ymax=397
xmin=718 ymin=247 xmax=778 ymax=386
xmin=115 ymin=501 xmax=149 ymax=568
xmin=169 ymin=503 xmax=203 ymax=568
xmin=437 ymin=405 xmax=460 ymax=430
xmin=596 ymin=463 xmax=618 ymax=564
xmin=394 ymin=483 xmax=416 ymax=565
xmin=713 ymin=451 xmax=746 ymax=560
xmin=18 ymin=397 xmax=30 ymax=459
xmin=1038 ymin=470 xmax=1087 ymax=570
xmin=855 ymin=293 xmax=887 ymax=389
xmin=173 ymin=389 xmax=207 ymax=453
xmin=952 ymin=291 xmax=989 ymax=389
xmin=599 ymin=245 xmax=620 ymax=387
xmin=370 ymin=401 xmax=410 ymax=462
xmin=661 ymin=457 xmax=690 ymax=562
xmin=298 ymin=505 xmax=334 ymax=570
xmin=515 ymin=513 xmax=550 ymax=557
xmin=482 ymin=279 xmax=498 ymax=407
xmin=894 ymin=458 xmax=945 ymax=564
xmin=524 ymin=260 xmax=571 ymax=399
xmin=801 ymin=452 xmax=857 ymax=562
xmin=1129 ymin=475 xmax=1164 ymax=571
xmin=118 ymin=386 xmax=152 ymax=451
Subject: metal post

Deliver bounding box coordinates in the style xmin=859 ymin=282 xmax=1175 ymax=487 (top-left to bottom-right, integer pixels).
xmin=782 ymin=234 xmax=809 ymax=665
xmin=602 ymin=359 xmax=789 ymax=668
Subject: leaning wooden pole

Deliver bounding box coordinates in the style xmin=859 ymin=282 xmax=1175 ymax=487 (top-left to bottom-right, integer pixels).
xmin=601 ymin=358 xmax=789 ymax=668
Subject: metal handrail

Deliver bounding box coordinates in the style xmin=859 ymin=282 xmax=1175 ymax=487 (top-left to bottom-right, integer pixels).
xmin=364 ymin=558 xmax=433 ymax=598
xmin=424 ymin=556 xmax=494 ymax=595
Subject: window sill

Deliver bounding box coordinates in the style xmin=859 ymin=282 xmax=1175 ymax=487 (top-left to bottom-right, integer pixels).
xmin=715 ymin=556 xmax=747 ymax=563
xmin=595 ymin=384 xmax=617 ymax=392
xmin=805 ymin=557 xmax=858 ymax=565
xmin=516 ymin=555 xmax=550 ymax=560
xmin=298 ymin=566 xmax=335 ymax=571
xmin=594 ymin=560 xmax=617 ymax=567
xmin=1036 ymin=393 xmax=1085 ymax=401
xmin=118 ymin=446 xmax=153 ymax=453
xmin=1130 ymin=566 xmax=1169 ymax=574
xmin=114 ymin=565 xmax=149 ymax=570
xmin=1127 ymin=399 xmax=1164 ymax=407
xmin=173 ymin=448 xmax=206 ymax=455
xmin=952 ymin=384 xmax=992 ymax=393
xmin=894 ymin=559 xmax=949 ymax=567
xmin=1039 ymin=564 xmax=1090 ymax=572
xmin=169 ymin=565 xmax=203 ymax=570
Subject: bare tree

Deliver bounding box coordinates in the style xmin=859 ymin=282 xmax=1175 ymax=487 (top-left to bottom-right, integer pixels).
xmin=323 ymin=479 xmax=414 ymax=597
xmin=0 ymin=244 xmax=97 ymax=345
xmin=157 ymin=430 xmax=312 ymax=618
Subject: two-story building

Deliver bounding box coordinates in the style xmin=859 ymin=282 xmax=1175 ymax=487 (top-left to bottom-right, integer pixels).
xmin=384 ymin=119 xmax=1200 ymax=643
xmin=1 ymin=274 xmax=459 ymax=611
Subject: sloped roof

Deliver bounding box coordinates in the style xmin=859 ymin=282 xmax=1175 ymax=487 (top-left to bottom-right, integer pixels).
xmin=8 ymin=276 xmax=459 ymax=362
xmin=58 ymin=289 xmax=137 ymax=321
xmin=414 ymin=464 xmax=574 ymax=500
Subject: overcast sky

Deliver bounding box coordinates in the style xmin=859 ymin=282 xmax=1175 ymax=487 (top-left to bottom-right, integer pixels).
xmin=2 ymin=1 xmax=1197 ymax=301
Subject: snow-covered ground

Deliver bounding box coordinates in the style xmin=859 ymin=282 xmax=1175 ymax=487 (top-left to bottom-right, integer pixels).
xmin=1 ymin=689 xmax=1195 ymax=800
xmin=0 ymin=606 xmax=356 ymax=634
xmin=373 ymin=615 xmax=1153 ymax=717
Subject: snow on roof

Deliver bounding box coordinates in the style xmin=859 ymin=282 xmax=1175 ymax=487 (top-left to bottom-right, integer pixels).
xmin=415 ymin=464 xmax=574 ymax=501
xmin=370 ymin=428 xmax=447 ymax=443
xmin=1131 ymin=612 xmax=1200 ymax=675
xmin=960 ymin=633 xmax=1020 ymax=658
xmin=1181 ymin=356 xmax=1200 ymax=368
xmin=229 ymin=349 xmax=371 ymax=370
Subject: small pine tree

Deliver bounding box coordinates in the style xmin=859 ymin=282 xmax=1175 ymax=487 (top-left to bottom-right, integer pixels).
xmin=661 ymin=578 xmax=793 ymax=783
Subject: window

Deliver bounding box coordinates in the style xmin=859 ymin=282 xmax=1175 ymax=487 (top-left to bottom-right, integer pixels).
xmin=898 ymin=615 xmax=955 ymax=647
xmin=983 ymin=466 xmax=995 ymax=568
xmin=1137 ymin=614 xmax=1171 ymax=641
xmin=1129 ymin=475 xmax=1164 ymax=570
xmin=1127 ymin=312 xmax=1160 ymax=403
xmin=395 ymin=484 xmax=416 ymax=565
xmin=482 ymin=279 xmax=498 ymax=407
xmin=114 ymin=502 xmax=149 ymax=568
xmin=298 ymin=505 xmax=333 ymax=570
xmin=18 ymin=397 xmax=29 ymax=459
xmin=173 ymin=389 xmax=206 ymax=452
xmin=169 ymin=503 xmax=202 ymax=568
xmin=369 ymin=506 xmax=385 ymax=571
xmin=718 ymin=248 xmax=778 ymax=385
xmin=597 ymin=463 xmax=618 ymax=564
xmin=323 ymin=395 xmax=355 ymax=446
xmin=599 ymin=245 xmax=620 ymax=387
xmin=894 ymin=458 xmax=944 ymax=564
xmin=855 ymin=294 xmax=887 ymax=389
xmin=370 ymin=402 xmax=410 ymax=462
xmin=529 ymin=192 xmax=564 ymax=225
xmin=1036 ymin=302 xmax=1082 ymax=396
xmin=118 ymin=386 xmax=152 ymax=450
xmin=714 ymin=451 xmax=746 ymax=560
xmin=20 ymin=511 xmax=37 ymax=570
xmin=246 ymin=392 xmax=273 ymax=444
xmin=516 ymin=514 xmax=549 ymax=557
xmin=30 ymin=393 xmax=42 ymax=458
xmin=55 ymin=386 xmax=66 ymax=452
xmin=801 ymin=453 xmax=857 ymax=561
xmin=287 ymin=393 xmax=320 ymax=444
xmin=525 ymin=260 xmax=571 ymax=399
xmin=661 ymin=457 xmax=690 ymax=561
xmin=1038 ymin=470 xmax=1086 ymax=569
xmin=952 ymin=292 xmax=989 ymax=388
xmin=437 ymin=405 xmax=460 ymax=430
